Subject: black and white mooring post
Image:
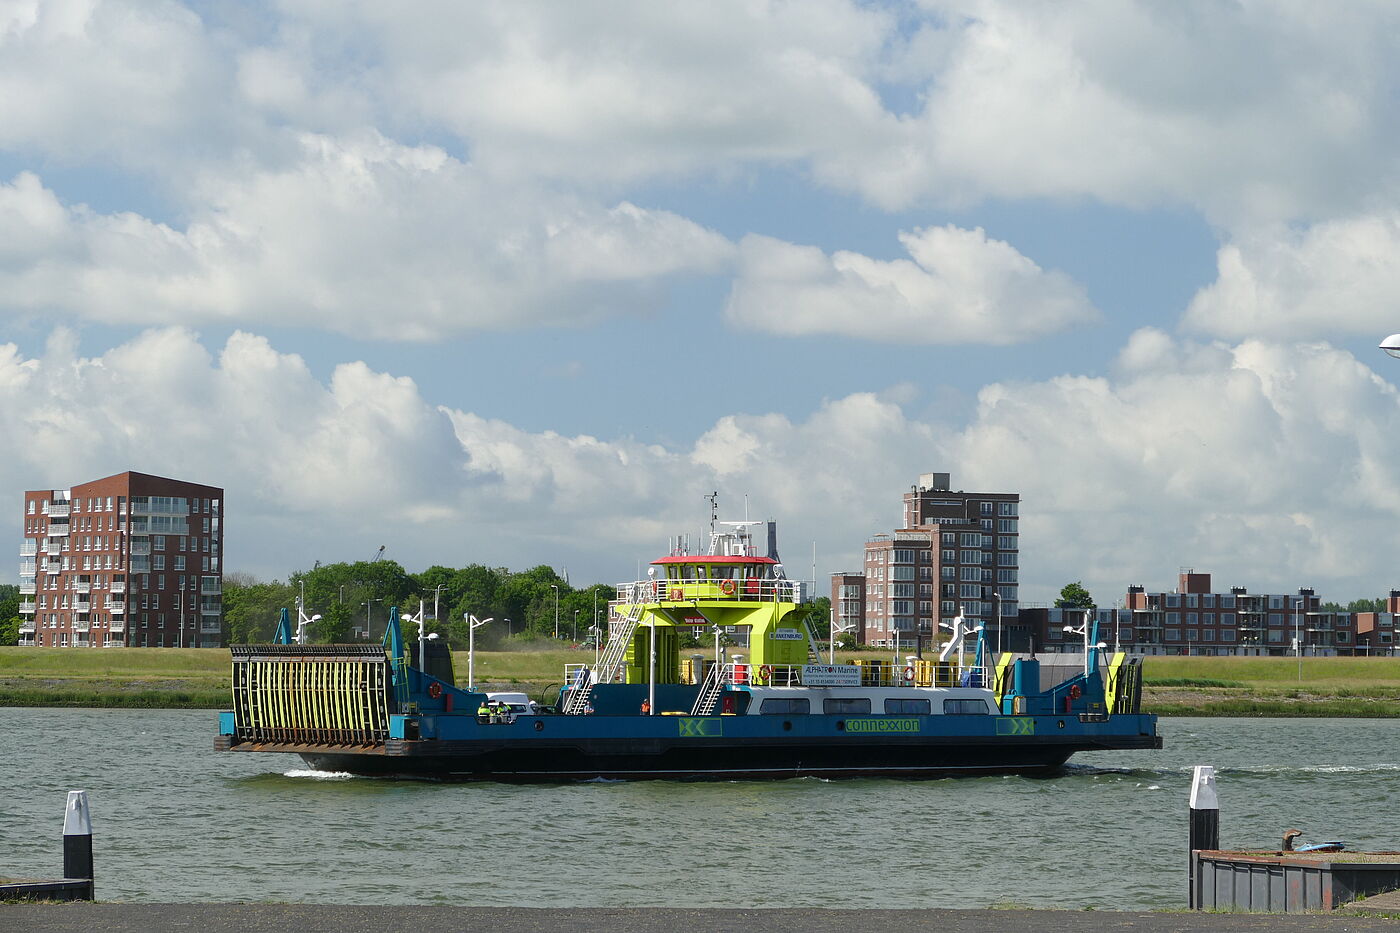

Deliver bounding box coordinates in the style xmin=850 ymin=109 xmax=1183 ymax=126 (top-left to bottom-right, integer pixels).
xmin=1188 ymin=765 xmax=1219 ymax=909
xmin=62 ymin=790 xmax=94 ymax=898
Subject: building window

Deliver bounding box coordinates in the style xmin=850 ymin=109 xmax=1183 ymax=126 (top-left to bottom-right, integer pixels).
xmin=1186 ymin=613 xmax=1198 ymax=625
xmin=997 ymin=553 xmax=1016 ymax=566
xmin=1186 ymin=629 xmax=1199 ymax=641
xmin=1268 ymin=613 xmax=1282 ymax=626
xmin=1166 ymin=628 xmax=1181 ymax=641
xmin=1167 ymin=612 xmax=1180 ymax=625
xmin=1220 ymin=629 xmax=1236 ymax=642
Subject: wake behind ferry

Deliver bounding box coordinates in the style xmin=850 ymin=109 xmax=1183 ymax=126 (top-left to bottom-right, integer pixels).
xmin=215 ymin=514 xmax=1161 ymax=781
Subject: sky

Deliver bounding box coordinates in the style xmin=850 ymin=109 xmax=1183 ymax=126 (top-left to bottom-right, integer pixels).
xmin=4 ymin=0 xmax=1400 ymax=606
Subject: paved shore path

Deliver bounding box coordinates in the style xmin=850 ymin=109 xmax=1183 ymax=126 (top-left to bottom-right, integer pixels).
xmin=5 ymin=905 xmax=1400 ymax=932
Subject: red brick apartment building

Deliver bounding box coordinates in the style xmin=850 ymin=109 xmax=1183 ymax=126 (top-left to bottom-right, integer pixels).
xmin=1022 ymin=570 xmax=1385 ymax=657
xmin=18 ymin=472 xmax=224 ymax=648
xmin=832 ymin=472 xmax=1019 ymax=650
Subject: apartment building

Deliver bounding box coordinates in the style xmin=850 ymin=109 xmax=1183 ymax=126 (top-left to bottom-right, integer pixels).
xmin=853 ymin=472 xmax=1020 ymax=649
xmin=829 ymin=572 xmax=866 ymax=644
xmin=1020 ymin=570 xmax=1364 ymax=656
xmin=18 ymin=472 xmax=224 ymax=648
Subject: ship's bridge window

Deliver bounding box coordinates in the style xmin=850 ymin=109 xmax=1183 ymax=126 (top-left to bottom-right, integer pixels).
xmin=823 ymin=697 xmax=870 ymax=715
xmin=943 ymin=698 xmax=990 ymax=715
xmin=885 ymin=698 xmax=931 ymax=715
xmin=712 ymin=565 xmax=736 ymax=580
xmin=758 ymin=698 xmax=810 ymax=715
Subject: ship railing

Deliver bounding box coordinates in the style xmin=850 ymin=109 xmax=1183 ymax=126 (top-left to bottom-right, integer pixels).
xmin=613 ymin=579 xmax=802 ymax=604
xmin=563 ymin=663 xmax=595 ymax=687
xmin=733 ymin=662 xmax=994 ymax=689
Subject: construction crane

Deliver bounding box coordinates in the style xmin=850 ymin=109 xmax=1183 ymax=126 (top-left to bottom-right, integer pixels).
xmin=370 ymin=545 xmax=385 ymax=563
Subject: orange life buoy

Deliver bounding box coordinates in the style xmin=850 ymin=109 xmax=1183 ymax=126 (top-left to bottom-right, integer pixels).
xmin=427 ymin=681 xmax=443 ymax=699
xmin=1068 ymin=683 xmax=1082 ymax=700
xmin=759 ymin=664 xmax=773 ymax=680
xmin=903 ymin=665 xmax=916 ymax=682
xmin=720 ymin=580 xmax=736 ymax=595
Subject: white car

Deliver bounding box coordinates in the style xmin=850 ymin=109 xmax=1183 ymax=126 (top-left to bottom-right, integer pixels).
xmin=486 ymin=691 xmax=541 ymax=718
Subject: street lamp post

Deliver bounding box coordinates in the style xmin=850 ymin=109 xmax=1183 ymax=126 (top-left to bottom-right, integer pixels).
xmin=573 ymin=609 xmax=579 ymax=642
xmin=550 ymin=584 xmax=560 ymax=640
xmin=465 ymin=613 xmax=493 ymax=690
xmin=362 ymin=598 xmax=382 ymax=640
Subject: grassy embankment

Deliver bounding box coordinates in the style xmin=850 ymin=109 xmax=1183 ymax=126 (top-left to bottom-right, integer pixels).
xmin=3 ymin=647 xmax=1400 ymax=716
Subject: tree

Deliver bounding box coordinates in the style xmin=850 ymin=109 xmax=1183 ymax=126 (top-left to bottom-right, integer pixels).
xmin=223 ymin=576 xmax=296 ymax=643
xmin=1348 ymin=597 xmax=1386 ymax=613
xmin=0 ymin=616 xmax=19 ymax=647
xmin=1056 ymin=581 xmax=1096 ymax=610
xmin=316 ymin=601 xmax=355 ymax=643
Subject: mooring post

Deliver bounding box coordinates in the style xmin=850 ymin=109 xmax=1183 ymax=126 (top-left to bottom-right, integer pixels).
xmin=1188 ymin=765 xmax=1219 ymax=909
xmin=62 ymin=790 xmax=94 ymax=899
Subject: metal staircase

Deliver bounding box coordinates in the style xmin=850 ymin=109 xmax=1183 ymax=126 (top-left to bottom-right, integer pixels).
xmin=690 ymin=660 xmax=726 ymax=716
xmin=802 ymin=619 xmax=823 ymax=664
xmin=562 ymin=589 xmax=645 ymax=715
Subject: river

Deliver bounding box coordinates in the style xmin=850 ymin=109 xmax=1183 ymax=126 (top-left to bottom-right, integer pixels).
xmin=3 ymin=710 xmax=1398 ymax=909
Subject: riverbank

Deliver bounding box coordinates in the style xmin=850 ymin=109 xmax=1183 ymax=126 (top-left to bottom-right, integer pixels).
xmin=4 ymin=647 xmax=1400 ymax=715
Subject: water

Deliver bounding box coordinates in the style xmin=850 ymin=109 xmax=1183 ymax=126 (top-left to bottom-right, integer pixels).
xmin=3 ymin=710 xmax=1399 ymax=909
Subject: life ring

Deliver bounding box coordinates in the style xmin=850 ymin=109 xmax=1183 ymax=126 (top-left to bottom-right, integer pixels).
xmin=427 ymin=681 xmax=443 ymax=699
xmin=671 ymin=586 xmax=685 ymax=600
xmin=759 ymin=664 xmax=773 ymax=681
xmin=1068 ymin=683 xmax=1082 ymax=700
xmin=903 ymin=666 xmax=916 ymax=682
xmin=720 ymin=580 xmax=736 ymax=595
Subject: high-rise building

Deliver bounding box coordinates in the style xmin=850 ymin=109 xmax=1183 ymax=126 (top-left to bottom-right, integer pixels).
xmin=18 ymin=472 xmax=224 ymax=648
xmin=853 ymin=472 xmax=1020 ymax=648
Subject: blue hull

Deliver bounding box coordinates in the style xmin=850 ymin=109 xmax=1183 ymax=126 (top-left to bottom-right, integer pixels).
xmin=244 ymin=711 xmax=1161 ymax=782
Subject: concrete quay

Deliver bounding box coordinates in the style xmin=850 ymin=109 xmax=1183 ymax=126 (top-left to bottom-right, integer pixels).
xmin=5 ymin=905 xmax=1400 ymax=933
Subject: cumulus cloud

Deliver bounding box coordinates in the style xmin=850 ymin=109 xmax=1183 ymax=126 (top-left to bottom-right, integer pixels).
xmin=725 ymin=226 xmax=1097 ymax=343
xmin=0 ymin=135 xmax=735 ymax=338
xmin=6 ymin=328 xmax=1400 ymax=605
xmin=1182 ymin=214 xmax=1400 ymax=340
xmin=949 ymin=330 xmax=1400 ymax=599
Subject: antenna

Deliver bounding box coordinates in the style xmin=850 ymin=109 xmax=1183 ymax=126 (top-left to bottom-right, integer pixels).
xmin=706 ymin=491 xmax=719 ymax=536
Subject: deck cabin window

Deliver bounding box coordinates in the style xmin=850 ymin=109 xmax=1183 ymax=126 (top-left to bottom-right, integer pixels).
xmin=759 ymin=698 xmax=810 ymax=715
xmin=943 ymin=698 xmax=989 ymax=715
xmin=823 ymin=697 xmax=871 ymax=715
xmin=884 ymin=698 xmax=931 ymax=715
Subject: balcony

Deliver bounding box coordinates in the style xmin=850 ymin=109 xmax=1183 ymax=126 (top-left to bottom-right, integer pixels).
xmin=103 ymin=638 xmax=125 ymax=647
xmin=109 ymin=620 xmax=125 ymax=633
xmin=201 ymin=581 xmax=221 ymax=595
xmin=43 ymin=502 xmax=70 ymax=517
xmin=19 ymin=541 xmax=36 ymax=556
xmin=200 ymin=622 xmax=222 ymax=634
xmin=129 ymin=541 xmax=151 ymax=556
xmin=130 ymin=557 xmax=150 ymax=573
xmin=19 ymin=581 xmax=35 ymax=595
xmin=45 ymin=560 xmax=62 ymax=573
xmin=18 ymin=601 xmax=35 ymax=614
xmin=19 ymin=559 xmax=35 ymax=575
xmin=74 ymin=621 xmax=91 ymax=633
xmin=106 ymin=602 xmax=125 ymax=615
xmin=74 ymin=599 xmax=92 ymax=612
xmin=110 ymin=581 xmax=126 ymax=594
xmin=200 ymin=604 xmax=221 ymax=616
xmin=19 ymin=621 xmax=35 ymax=633
xmin=75 ymin=581 xmax=91 ymax=594
xmin=17 ymin=636 xmax=34 ymax=647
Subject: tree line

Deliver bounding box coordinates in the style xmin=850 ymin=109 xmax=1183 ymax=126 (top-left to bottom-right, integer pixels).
xmin=0 ymin=565 xmax=833 ymax=648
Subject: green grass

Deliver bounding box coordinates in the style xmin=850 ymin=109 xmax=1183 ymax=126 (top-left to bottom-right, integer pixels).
xmin=8 ymin=646 xmax=1400 ymax=713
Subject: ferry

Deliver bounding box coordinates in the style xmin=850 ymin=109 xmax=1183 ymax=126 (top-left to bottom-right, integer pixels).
xmin=215 ymin=515 xmax=1161 ymax=781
